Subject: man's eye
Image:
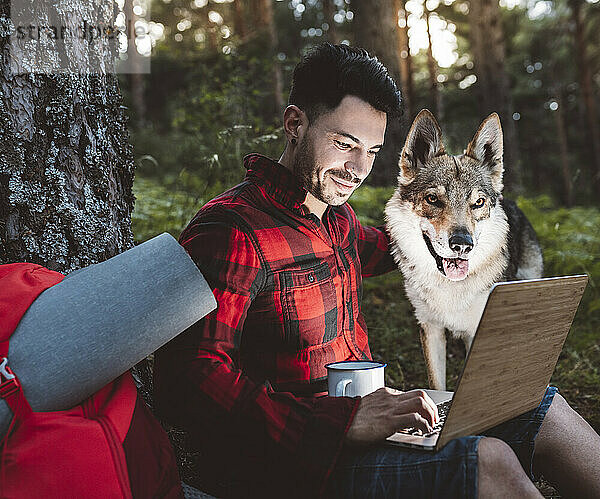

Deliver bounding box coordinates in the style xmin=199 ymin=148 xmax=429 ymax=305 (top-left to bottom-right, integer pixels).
xmin=334 ymin=140 xmax=351 ymax=150
xmin=368 ymin=150 xmax=379 ymax=157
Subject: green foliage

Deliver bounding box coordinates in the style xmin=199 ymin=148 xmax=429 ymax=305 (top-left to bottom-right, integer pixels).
xmin=129 ymin=47 xmax=288 ymax=193
xmin=131 ymin=123 xmax=283 ymax=243
xmin=132 ymin=124 xmax=283 ymax=191
xmin=131 ymin=176 xmax=202 ymax=243
xmin=518 ymin=195 xmax=600 ymax=328
xmin=348 ymin=186 xmax=395 ymax=226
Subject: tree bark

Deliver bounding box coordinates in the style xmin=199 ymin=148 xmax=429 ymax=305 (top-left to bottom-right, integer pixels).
xmin=469 ymin=0 xmax=522 ymax=194
xmin=570 ymin=0 xmax=600 ymax=194
xmin=249 ymin=0 xmax=284 ymax=123
xmin=0 ymin=0 xmax=135 ymax=273
xmin=204 ymin=7 xmax=219 ymax=53
xmin=352 ymin=0 xmax=404 ymax=186
xmin=261 ymin=0 xmax=284 ymax=118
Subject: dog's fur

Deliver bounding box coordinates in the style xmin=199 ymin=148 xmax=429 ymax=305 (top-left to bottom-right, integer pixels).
xmin=384 ymin=110 xmax=543 ymax=390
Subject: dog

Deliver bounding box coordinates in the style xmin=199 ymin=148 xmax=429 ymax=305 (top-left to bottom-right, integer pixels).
xmin=384 ymin=109 xmax=543 ymax=390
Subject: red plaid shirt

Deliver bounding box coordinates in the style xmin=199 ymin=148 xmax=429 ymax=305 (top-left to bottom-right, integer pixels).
xmin=154 ymin=154 xmax=396 ymax=498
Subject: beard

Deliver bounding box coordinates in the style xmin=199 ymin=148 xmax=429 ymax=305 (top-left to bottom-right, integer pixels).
xmin=291 ymin=137 xmax=360 ymax=206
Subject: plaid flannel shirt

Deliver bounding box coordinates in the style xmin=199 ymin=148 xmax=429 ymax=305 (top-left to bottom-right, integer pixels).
xmin=154 ymin=154 xmax=396 ymax=498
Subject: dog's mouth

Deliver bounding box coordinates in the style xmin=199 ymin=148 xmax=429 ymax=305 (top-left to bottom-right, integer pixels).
xmin=423 ymin=233 xmax=469 ymax=281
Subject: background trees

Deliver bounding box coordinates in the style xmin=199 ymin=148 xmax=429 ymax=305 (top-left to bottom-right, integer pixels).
xmin=123 ymin=0 xmax=600 ymax=205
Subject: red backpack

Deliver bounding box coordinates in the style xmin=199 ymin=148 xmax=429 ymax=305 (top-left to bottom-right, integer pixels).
xmin=0 ymin=263 xmax=183 ymax=498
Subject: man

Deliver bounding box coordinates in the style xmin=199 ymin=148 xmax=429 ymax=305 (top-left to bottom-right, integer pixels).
xmin=154 ymin=43 xmax=600 ymax=498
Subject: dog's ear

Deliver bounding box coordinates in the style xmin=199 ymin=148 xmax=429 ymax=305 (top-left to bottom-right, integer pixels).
xmin=465 ymin=113 xmax=504 ymax=192
xmin=398 ymin=109 xmax=445 ymax=185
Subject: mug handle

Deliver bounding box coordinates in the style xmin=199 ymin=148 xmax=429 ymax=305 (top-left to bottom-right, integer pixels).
xmin=336 ymin=379 xmax=352 ymax=397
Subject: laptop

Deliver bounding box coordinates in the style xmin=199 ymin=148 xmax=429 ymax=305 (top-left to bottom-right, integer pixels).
xmin=386 ymin=274 xmax=588 ymax=451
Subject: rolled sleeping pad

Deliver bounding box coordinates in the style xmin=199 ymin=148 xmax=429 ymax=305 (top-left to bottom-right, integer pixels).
xmin=0 ymin=232 xmax=217 ymax=436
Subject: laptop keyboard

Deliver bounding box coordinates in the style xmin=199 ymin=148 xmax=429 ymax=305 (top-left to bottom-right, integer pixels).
xmin=396 ymin=400 xmax=451 ymax=438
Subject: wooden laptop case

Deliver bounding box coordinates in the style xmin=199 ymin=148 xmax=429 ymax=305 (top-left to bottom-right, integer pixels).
xmin=437 ymin=275 xmax=588 ymax=448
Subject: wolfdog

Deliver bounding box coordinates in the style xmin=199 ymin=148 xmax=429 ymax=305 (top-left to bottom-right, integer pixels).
xmin=385 ymin=109 xmax=543 ymax=390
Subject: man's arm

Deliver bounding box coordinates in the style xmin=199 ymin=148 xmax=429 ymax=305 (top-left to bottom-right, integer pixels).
xmin=350 ymin=207 xmax=397 ymax=277
xmin=153 ymin=208 xmax=360 ymax=495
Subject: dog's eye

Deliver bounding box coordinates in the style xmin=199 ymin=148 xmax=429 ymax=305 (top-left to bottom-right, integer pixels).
xmin=425 ymin=194 xmax=439 ymax=205
xmin=472 ymin=197 xmax=486 ymax=209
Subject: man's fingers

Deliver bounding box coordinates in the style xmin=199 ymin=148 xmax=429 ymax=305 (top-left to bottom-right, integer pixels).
xmin=408 ymin=389 xmax=439 ymax=424
xmin=421 ymin=391 xmax=439 ymax=424
xmin=395 ymin=391 xmax=438 ymax=426
xmin=396 ymin=412 xmax=433 ymax=433
xmin=347 ymin=387 xmax=441 ymax=444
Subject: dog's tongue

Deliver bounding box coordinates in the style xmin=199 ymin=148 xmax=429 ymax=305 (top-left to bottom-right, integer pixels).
xmin=442 ymin=258 xmax=469 ymax=281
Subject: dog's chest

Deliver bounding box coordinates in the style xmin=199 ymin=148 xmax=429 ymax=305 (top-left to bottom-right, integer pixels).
xmin=406 ymin=279 xmax=489 ymax=334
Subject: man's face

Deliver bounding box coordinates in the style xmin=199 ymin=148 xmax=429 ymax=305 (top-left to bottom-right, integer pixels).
xmin=292 ymin=95 xmax=387 ymax=207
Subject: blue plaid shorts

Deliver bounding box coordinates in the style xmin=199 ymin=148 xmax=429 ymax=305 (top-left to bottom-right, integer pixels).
xmin=326 ymin=386 xmax=558 ymax=499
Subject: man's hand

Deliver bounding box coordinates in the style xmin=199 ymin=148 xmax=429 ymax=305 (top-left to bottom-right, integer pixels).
xmin=345 ymin=387 xmax=439 ymax=446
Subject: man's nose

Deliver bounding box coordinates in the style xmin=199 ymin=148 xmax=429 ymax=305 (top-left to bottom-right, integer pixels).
xmin=344 ymin=152 xmax=370 ymax=180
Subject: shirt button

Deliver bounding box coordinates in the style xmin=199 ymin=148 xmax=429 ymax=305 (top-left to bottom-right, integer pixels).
xmin=308 ymin=274 xmax=315 ymax=282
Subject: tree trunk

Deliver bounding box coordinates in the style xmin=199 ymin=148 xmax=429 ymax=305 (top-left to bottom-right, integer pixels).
xmin=425 ymin=6 xmax=441 ymax=119
xmin=352 ymin=0 xmax=404 ymax=186
xmin=552 ymin=92 xmax=573 ymax=207
xmin=0 ymin=0 xmax=135 ymax=273
xmin=248 ymin=0 xmax=284 ymax=123
xmin=469 ymin=0 xmax=522 ymax=194
xmin=261 ymin=0 xmax=284 ymax=118
xmin=233 ymin=0 xmax=247 ymax=40
xmin=395 ymin=0 xmax=414 ymax=121
xmin=570 ymin=0 xmax=600 ymax=195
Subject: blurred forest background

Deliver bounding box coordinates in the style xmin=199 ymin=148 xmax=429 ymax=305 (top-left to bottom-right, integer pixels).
xmin=119 ymin=0 xmax=599 ymax=437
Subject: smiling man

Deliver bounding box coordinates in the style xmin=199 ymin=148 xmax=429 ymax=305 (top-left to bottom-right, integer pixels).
xmin=286 ymin=94 xmax=385 ymax=212
xmin=154 ymin=43 xmax=600 ymax=499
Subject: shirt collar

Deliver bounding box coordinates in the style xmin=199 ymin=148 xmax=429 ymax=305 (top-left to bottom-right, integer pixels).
xmin=244 ymin=153 xmax=311 ymax=214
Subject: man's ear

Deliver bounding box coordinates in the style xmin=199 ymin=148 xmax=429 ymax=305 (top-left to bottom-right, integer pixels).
xmin=464 ymin=113 xmax=504 ymax=192
xmin=398 ymin=109 xmax=445 ymax=185
xmin=282 ymin=105 xmax=308 ymax=145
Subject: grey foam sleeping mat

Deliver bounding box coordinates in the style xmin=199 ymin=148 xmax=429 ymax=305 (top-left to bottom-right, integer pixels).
xmin=1 ymin=233 xmax=216 ymax=436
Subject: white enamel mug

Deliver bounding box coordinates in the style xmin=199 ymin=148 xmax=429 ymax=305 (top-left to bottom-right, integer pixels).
xmin=325 ymin=360 xmax=386 ymax=397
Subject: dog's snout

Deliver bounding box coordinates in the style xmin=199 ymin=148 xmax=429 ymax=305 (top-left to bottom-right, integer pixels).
xmin=449 ymin=230 xmax=473 ymax=255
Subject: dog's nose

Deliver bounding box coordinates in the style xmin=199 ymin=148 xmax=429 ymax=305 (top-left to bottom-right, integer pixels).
xmin=449 ymin=231 xmax=473 ymax=254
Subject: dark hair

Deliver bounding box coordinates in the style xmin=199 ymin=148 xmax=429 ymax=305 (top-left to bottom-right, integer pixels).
xmin=288 ymin=42 xmax=402 ymax=123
